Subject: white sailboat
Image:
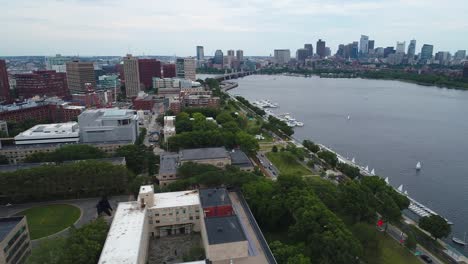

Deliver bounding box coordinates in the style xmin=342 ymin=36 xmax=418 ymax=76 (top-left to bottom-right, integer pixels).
xmin=384 ymin=177 xmax=389 ymax=184
xmin=365 ymin=165 xmax=369 ymax=171
xmin=371 ymin=168 xmax=375 ymax=175
xmin=397 ymin=184 xmax=403 ymax=193
xmin=404 ymin=190 xmax=408 ymax=195
xmin=452 ymin=232 xmax=467 ymax=246
xmin=347 ymin=115 xmax=351 ymax=120
xmin=416 ymin=161 xmax=422 ymax=170
xmin=351 ymin=157 xmax=355 ymax=163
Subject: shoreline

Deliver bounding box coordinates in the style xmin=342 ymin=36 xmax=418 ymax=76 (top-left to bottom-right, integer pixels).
xmin=225 ymin=78 xmax=468 ymax=259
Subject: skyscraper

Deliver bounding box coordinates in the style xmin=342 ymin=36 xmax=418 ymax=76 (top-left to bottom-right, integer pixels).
xmin=407 ymin=39 xmax=417 ymax=59
xmin=359 ymin=35 xmax=369 ymax=55
xmin=296 ymin=49 xmax=308 ymax=63
xmin=454 ymin=50 xmax=466 ymax=60
xmin=463 ymin=63 xmax=468 ymax=79
xmin=138 ymin=59 xmax=161 ymax=90
xmin=273 ymin=49 xmax=291 ymax=64
xmin=15 ymin=70 xmax=69 ymax=99
xmin=420 ymin=44 xmax=434 ymax=63
xmin=236 ymin=50 xmax=244 ymax=62
xmin=304 ymin=44 xmax=313 ymax=58
xmin=46 ymin=54 xmax=71 ymax=73
xmin=227 ymin=50 xmax=235 ymax=57
xmin=368 ymin=40 xmax=375 ymax=51
xmin=0 ymin=60 xmax=10 ymax=102
xmin=66 ymin=60 xmax=96 ymax=92
xmin=214 ymin=50 xmax=224 ymax=65
xmin=396 ymin=41 xmax=406 ymax=54
xmin=176 ymin=58 xmax=196 ymax=81
xmin=316 ymin=39 xmax=326 ymax=58
xmin=384 ymin=47 xmax=395 ymax=58
xmin=123 ymin=54 xmax=140 ymax=97
xmin=196 ymin=46 xmax=204 ymax=61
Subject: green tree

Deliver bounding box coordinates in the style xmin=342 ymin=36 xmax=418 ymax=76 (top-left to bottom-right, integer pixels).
xmin=405 ymin=231 xmax=417 ymax=250
xmin=419 ymin=215 xmax=451 ymax=240
xmin=216 ymin=111 xmax=235 ymax=124
xmin=317 ymin=150 xmax=338 ymax=167
xmin=0 ymin=154 xmax=9 ymax=164
xmin=24 ymin=144 xmax=107 ymax=163
xmin=272 ymin=145 xmax=278 ymax=152
xmin=302 ymin=140 xmax=320 ymax=153
xmin=351 ymin=223 xmax=381 ymax=261
xmin=338 ymin=181 xmax=375 ymax=223
xmin=235 ymin=131 xmax=259 ymax=154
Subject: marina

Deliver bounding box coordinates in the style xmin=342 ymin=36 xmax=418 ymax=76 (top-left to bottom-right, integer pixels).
xmin=252 ymin=99 xmax=305 ymax=127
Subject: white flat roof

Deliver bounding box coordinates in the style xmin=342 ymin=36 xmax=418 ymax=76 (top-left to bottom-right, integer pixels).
xmin=14 ymin=122 xmax=79 ymax=140
xmin=151 ymin=190 xmax=200 ymax=209
xmin=98 ymin=201 xmax=146 ymax=264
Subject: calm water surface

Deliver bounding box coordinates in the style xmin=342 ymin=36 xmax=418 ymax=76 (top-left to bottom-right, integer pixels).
xmin=229 ymin=75 xmax=468 ymax=255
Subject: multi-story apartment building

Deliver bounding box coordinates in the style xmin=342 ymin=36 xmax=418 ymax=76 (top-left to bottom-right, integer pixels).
xmin=138 ymin=59 xmax=161 ymax=90
xmin=0 ymin=99 xmax=84 ymax=123
xmin=0 ymin=216 xmax=32 ymax=264
xmin=66 ymin=60 xmax=96 ymax=92
xmin=15 ymin=70 xmax=69 ymax=99
xmin=176 ymin=58 xmax=196 ymax=81
xmin=273 ymin=49 xmax=291 ymax=65
xmin=0 ymin=59 xmax=11 ymax=102
xmin=162 ymin=64 xmax=176 ymax=78
xmin=123 ymin=54 xmax=140 ymax=98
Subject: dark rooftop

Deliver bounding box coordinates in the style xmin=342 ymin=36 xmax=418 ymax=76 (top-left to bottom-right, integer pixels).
xmin=180 ymin=147 xmax=228 ymax=161
xmin=199 ymin=188 xmax=231 ymax=208
xmin=229 ymin=150 xmax=253 ymax=168
xmin=204 ymin=215 xmax=247 ymax=245
xmin=159 ymin=153 xmax=179 ymax=174
xmin=0 ymin=216 xmax=23 ymax=242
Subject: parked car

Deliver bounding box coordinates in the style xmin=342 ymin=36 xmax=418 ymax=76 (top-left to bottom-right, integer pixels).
xmin=420 ymin=255 xmax=432 ymax=263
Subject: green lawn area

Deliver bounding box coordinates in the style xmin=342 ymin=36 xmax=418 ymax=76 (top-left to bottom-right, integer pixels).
xmin=373 ymin=232 xmax=420 ymax=264
xmin=16 ymin=204 xmax=81 ymax=239
xmin=266 ymin=151 xmax=312 ymax=176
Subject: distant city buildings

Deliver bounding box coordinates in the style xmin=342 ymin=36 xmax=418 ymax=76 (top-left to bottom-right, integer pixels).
xmin=65 ymin=60 xmax=96 ymax=92
xmin=214 ymin=50 xmax=224 ymax=65
xmin=359 ymin=35 xmax=369 ymax=55
xmin=227 ymin=50 xmax=235 ymax=57
xmin=196 ymin=45 xmax=204 ymax=62
xmin=15 ymin=70 xmax=69 ymax=99
xmin=463 ymin=63 xmax=468 ymax=79
xmin=296 ymin=48 xmax=308 ymax=63
xmin=316 ymin=39 xmax=326 ymax=58
xmin=420 ymin=44 xmax=434 ymax=64
xmin=123 ymin=54 xmax=140 ymax=97
xmin=0 ymin=59 xmax=11 ymax=102
xmin=236 ymin=50 xmax=244 ymax=62
xmin=368 ymin=40 xmax=375 ymax=51
xmin=273 ymin=49 xmax=291 ymax=64
xmin=45 ymin=54 xmax=71 ymax=73
xmin=304 ymin=44 xmax=313 ymax=58
xmin=396 ymin=41 xmax=406 ymax=54
xmin=407 ymin=39 xmax=417 ymax=60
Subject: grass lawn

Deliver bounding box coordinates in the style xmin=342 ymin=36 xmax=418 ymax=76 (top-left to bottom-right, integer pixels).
xmin=16 ymin=204 xmax=81 ymax=239
xmin=266 ymin=151 xmax=312 ymax=176
xmin=373 ymin=232 xmax=420 ymax=264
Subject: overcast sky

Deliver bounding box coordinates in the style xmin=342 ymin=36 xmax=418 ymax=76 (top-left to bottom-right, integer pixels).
xmin=1 ymin=0 xmax=467 ymax=57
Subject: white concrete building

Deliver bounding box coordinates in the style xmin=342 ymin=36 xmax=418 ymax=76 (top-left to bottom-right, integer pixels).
xmin=163 ymin=116 xmax=176 ymax=141
xmin=123 ymin=54 xmax=141 ymax=98
xmin=14 ymin=122 xmax=79 ymax=145
xmin=273 ymin=49 xmax=291 ymax=65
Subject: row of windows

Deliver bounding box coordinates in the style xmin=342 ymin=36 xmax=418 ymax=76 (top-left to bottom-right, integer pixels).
xmin=6 ymin=233 xmax=28 ymax=263
xmin=149 ymin=215 xmax=199 ymax=225
xmin=3 ymin=226 xmax=26 ymax=253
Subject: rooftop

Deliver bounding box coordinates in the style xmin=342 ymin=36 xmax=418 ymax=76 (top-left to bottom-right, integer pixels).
xmin=98 ymin=202 xmax=146 ymax=264
xmin=159 ymin=153 xmax=179 ymax=175
xmin=14 ymin=122 xmax=79 ymax=140
xmin=199 ymin=188 xmax=232 ymax=208
xmin=180 ymin=147 xmax=228 ymax=161
xmin=152 ymin=190 xmax=200 ymax=209
xmin=0 ymin=216 xmax=24 ymax=242
xmin=229 ymin=150 xmax=253 ymax=168
xmin=204 ymin=215 xmax=247 ymax=245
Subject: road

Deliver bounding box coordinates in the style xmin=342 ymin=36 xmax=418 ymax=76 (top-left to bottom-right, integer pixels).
xmin=255 ymin=151 xmax=280 ymax=180
xmin=386 ymin=223 xmax=445 ymax=264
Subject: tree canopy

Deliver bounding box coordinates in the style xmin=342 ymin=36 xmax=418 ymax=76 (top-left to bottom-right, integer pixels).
xmin=419 ymin=215 xmax=451 ymax=240
xmin=24 ymin=144 xmax=107 ymax=163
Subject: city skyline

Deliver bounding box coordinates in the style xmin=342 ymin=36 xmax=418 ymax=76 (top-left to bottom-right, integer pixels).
xmin=1 ymin=0 xmax=468 ymax=56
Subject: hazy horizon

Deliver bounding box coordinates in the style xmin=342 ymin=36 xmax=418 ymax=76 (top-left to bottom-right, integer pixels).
xmin=1 ymin=0 xmax=467 ymax=57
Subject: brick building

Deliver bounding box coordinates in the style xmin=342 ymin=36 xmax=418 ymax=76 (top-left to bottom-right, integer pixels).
xmin=162 ymin=64 xmax=176 ymax=78
xmin=0 ymin=60 xmax=11 ymax=102
xmin=66 ymin=60 xmax=96 ymax=92
xmin=138 ymin=59 xmax=161 ymax=90
xmin=15 ymin=70 xmax=69 ymax=99
xmin=0 ymin=100 xmax=84 ymax=123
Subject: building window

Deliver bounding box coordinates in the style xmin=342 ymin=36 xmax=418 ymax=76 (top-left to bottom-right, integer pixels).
xmin=149 ymin=220 xmax=153 ymax=224
xmin=189 ymin=216 xmax=193 ymax=220
xmin=196 ymin=216 xmax=199 ymax=219
xmin=156 ymin=220 xmax=160 ymax=223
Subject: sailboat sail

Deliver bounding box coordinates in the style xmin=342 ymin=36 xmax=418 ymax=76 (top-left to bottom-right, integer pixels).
xmin=371 ymin=169 xmax=375 ymax=175
xmin=397 ymin=184 xmax=403 ymax=192
xmin=416 ymin=161 xmax=422 ymax=170
xmin=351 ymin=157 xmax=355 ymax=163
xmin=365 ymin=165 xmax=369 ymax=171
xmin=384 ymin=177 xmax=389 ymax=184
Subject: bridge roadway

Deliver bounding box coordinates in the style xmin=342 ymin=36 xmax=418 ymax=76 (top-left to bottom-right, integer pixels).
xmin=211 ymin=70 xmax=256 ymax=82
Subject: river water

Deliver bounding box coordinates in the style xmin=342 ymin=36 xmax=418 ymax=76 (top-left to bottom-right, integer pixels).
xmin=228 ymin=75 xmax=468 ymax=255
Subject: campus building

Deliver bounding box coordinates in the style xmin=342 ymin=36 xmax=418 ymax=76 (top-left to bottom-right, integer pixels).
xmin=14 ymin=122 xmax=79 ymax=145
xmin=14 ymin=70 xmax=69 ymax=99
xmin=78 ymin=108 xmax=139 ymax=144
xmin=98 ymin=186 xmax=272 ymax=264
xmin=0 ymin=216 xmax=32 ymax=264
